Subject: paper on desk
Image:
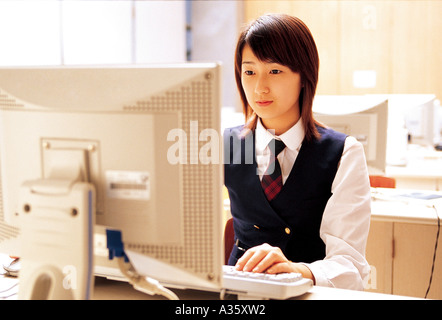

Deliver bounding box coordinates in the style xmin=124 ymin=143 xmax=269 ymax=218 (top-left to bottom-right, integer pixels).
xmin=395 ymin=192 xmax=442 ymax=201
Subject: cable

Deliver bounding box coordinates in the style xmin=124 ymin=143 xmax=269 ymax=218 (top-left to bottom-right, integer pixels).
xmin=116 ymin=257 xmax=179 ymax=300
xmin=0 ymin=281 xmax=18 ymax=299
xmin=2 ymin=258 xmax=20 ymax=277
xmin=106 ymin=228 xmax=179 ymax=300
xmin=425 ymin=204 xmax=440 ymax=299
xmin=0 ymin=269 xmax=19 ymax=299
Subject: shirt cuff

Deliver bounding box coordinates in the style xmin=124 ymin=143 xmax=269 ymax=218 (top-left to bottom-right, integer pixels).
xmin=300 ymin=262 xmax=332 ymax=287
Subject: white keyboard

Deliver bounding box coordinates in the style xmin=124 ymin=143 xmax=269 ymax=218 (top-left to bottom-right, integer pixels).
xmin=222 ymin=265 xmax=313 ymax=300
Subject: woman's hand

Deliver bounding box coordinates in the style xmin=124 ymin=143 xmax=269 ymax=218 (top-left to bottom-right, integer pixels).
xmin=235 ymin=243 xmax=315 ymax=283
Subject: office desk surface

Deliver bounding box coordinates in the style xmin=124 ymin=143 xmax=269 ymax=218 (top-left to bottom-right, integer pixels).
xmin=1 ymin=272 xmax=418 ymax=300
xmin=386 ymin=146 xmax=442 ymax=179
xmin=92 ymin=276 xmax=417 ymax=300
xmin=370 ymin=188 xmax=442 ymax=225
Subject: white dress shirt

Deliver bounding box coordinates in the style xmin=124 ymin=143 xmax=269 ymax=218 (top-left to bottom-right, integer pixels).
xmin=255 ymin=118 xmax=371 ymax=290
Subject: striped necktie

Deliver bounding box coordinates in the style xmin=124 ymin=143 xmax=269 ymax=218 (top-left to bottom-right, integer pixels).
xmin=261 ymin=139 xmax=286 ymax=201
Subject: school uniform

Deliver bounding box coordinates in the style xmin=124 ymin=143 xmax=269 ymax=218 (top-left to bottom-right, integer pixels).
xmin=224 ymin=118 xmax=371 ymax=290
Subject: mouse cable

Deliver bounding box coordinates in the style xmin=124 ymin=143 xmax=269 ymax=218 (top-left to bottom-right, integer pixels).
xmin=425 ymin=204 xmax=440 ymax=299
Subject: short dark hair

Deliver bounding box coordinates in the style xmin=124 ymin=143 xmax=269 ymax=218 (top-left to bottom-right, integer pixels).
xmin=235 ymin=13 xmax=323 ymax=141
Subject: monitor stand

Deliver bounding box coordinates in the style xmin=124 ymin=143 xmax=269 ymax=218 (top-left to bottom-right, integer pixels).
xmin=16 ymin=144 xmax=95 ymax=300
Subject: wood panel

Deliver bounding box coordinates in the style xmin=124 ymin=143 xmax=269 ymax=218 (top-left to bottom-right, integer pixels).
xmin=338 ymin=1 xmax=393 ymax=94
xmin=286 ymin=2 xmax=340 ymax=95
xmin=365 ymin=221 xmax=393 ymax=293
xmin=393 ymin=222 xmax=442 ymax=299
xmin=244 ymin=1 xmax=442 ymax=98
xmin=390 ymin=1 xmax=442 ymax=97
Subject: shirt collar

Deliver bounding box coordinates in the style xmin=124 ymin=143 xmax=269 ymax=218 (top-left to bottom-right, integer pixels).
xmin=255 ymin=118 xmax=305 ymax=153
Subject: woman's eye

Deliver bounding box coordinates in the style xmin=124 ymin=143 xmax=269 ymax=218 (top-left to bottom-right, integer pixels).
xmin=270 ymin=69 xmax=282 ymax=74
xmin=244 ymin=70 xmax=254 ymax=75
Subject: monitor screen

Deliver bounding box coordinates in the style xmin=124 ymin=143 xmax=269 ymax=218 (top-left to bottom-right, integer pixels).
xmin=313 ymin=95 xmax=388 ymax=175
xmin=400 ymin=94 xmax=437 ymax=146
xmin=0 ymin=64 xmax=224 ymax=291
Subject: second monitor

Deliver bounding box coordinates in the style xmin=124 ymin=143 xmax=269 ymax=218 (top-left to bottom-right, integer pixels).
xmin=313 ymin=95 xmax=388 ymax=175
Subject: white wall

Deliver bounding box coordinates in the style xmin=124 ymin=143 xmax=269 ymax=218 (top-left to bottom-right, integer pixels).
xmin=0 ymin=1 xmax=62 ymax=65
xmin=191 ymin=1 xmax=242 ymax=109
xmin=0 ymin=0 xmax=186 ymax=66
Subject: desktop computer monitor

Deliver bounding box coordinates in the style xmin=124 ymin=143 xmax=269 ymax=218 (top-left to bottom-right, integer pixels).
xmin=313 ymin=95 xmax=388 ymax=175
xmin=400 ymin=94 xmax=437 ymax=146
xmin=0 ymin=64 xmax=224 ymax=292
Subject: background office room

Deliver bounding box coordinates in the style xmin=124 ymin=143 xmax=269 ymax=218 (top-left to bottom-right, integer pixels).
xmin=0 ymin=0 xmax=441 ymax=301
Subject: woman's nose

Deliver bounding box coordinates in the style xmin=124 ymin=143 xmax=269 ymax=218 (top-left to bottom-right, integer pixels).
xmin=255 ymin=76 xmax=270 ymax=95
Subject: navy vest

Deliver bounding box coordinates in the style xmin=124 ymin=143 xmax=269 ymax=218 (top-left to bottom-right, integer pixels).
xmin=224 ymin=125 xmax=347 ymax=265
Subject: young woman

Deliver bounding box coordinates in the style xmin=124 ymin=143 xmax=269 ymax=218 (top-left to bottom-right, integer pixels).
xmin=224 ymin=13 xmax=371 ymax=290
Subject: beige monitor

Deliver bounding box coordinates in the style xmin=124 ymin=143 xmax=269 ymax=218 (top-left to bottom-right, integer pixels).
xmin=0 ymin=64 xmax=224 ymax=291
xmin=313 ymin=95 xmax=388 ymax=175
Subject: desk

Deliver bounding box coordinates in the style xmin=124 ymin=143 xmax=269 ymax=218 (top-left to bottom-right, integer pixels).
xmin=92 ymin=276 xmax=418 ymax=300
xmin=2 ymin=273 xmax=417 ymax=300
xmin=1 ymin=252 xmax=419 ymax=300
xmin=5 ymin=189 xmax=439 ymax=301
xmin=371 ymin=188 xmax=441 ymax=225
xmin=367 ymin=189 xmax=442 ymax=299
xmin=386 ymin=145 xmax=442 ymax=191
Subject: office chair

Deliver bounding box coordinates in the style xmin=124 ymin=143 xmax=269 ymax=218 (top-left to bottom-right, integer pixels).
xmin=369 ymin=175 xmax=396 ymax=188
xmin=224 ymin=218 xmax=234 ymax=265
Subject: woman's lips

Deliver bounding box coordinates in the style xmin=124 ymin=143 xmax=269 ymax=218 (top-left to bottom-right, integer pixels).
xmin=255 ymin=100 xmax=273 ymax=107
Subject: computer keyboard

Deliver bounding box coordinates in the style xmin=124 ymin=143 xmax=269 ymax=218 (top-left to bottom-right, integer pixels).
xmin=222 ymin=265 xmax=313 ymax=299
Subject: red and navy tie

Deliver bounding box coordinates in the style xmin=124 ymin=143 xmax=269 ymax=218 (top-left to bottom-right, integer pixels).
xmin=261 ymin=139 xmax=286 ymax=202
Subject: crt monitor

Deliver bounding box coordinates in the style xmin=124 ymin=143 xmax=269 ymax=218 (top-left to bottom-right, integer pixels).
xmin=0 ymin=64 xmax=224 ymax=292
xmin=400 ymin=94 xmax=437 ymax=146
xmin=312 ymin=95 xmax=388 ymax=175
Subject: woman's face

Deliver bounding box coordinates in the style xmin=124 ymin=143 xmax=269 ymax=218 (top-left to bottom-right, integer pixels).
xmin=241 ymin=44 xmax=302 ymax=135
